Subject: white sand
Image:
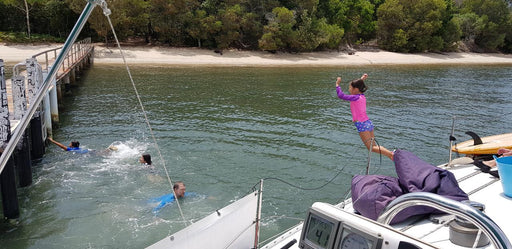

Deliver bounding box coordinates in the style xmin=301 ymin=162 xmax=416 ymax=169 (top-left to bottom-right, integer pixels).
xmin=2 ymin=43 xmax=512 ymax=66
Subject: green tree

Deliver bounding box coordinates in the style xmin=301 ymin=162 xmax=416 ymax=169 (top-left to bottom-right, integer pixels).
xmin=114 ymin=0 xmax=151 ymax=41
xmin=238 ymin=12 xmax=263 ymax=49
xmin=1 ymin=0 xmax=44 ymax=38
xmin=377 ymin=0 xmax=454 ymax=52
xmin=259 ymin=6 xmax=297 ymax=51
xmin=504 ymin=12 xmax=512 ymax=52
xmin=66 ymin=0 xmax=117 ymax=44
xmin=149 ymin=0 xmax=200 ymax=45
xmin=215 ymin=4 xmax=242 ymax=49
xmin=186 ymin=10 xmax=209 ymax=47
xmin=458 ymin=0 xmax=511 ymax=51
xmin=331 ymin=0 xmax=376 ymax=44
xmin=295 ymin=11 xmax=344 ymax=51
xmin=38 ymin=0 xmax=79 ymax=38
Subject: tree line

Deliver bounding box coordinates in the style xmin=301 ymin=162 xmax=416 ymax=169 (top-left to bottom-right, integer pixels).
xmin=1 ymin=0 xmax=511 ymax=53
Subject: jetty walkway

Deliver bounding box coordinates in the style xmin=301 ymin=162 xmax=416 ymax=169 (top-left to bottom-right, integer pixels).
xmin=0 ymin=38 xmax=94 ymax=220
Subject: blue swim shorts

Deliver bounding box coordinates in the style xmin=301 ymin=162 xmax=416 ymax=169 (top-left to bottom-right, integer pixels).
xmin=354 ymin=120 xmax=374 ymax=133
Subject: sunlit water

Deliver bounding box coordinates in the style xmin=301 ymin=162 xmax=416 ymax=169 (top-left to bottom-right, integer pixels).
xmin=1 ymin=65 xmax=511 ymax=248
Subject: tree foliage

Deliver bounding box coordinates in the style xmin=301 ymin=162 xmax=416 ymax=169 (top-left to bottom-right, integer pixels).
xmin=377 ymin=0 xmax=455 ymax=52
xmin=457 ymin=0 xmax=511 ymax=51
xmin=0 ymin=0 xmax=511 ymax=53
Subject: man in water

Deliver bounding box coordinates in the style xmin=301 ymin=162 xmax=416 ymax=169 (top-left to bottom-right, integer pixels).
xmin=151 ymin=181 xmax=188 ymax=212
xmin=173 ymin=181 xmax=186 ymax=198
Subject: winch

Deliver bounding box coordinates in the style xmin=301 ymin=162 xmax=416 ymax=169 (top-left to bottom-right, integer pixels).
xmin=449 ymin=201 xmax=490 ymax=247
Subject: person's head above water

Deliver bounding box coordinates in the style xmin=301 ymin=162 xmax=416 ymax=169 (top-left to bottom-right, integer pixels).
xmin=69 ymin=141 xmax=80 ymax=148
xmin=173 ymin=181 xmax=186 ymax=198
xmin=140 ymin=153 xmax=152 ymax=165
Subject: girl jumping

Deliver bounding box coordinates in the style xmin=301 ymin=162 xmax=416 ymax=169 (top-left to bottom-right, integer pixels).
xmin=336 ymin=73 xmax=394 ymax=160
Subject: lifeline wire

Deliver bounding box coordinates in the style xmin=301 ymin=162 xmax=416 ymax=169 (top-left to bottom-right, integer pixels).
xmin=251 ymin=138 xmax=387 ymax=195
xmin=100 ymin=3 xmax=189 ymax=225
xmin=252 ymin=142 xmax=387 ymax=247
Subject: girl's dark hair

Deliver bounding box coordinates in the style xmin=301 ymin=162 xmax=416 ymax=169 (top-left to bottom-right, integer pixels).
xmin=71 ymin=141 xmax=80 ymax=148
xmin=142 ymin=153 xmax=152 ymax=165
xmin=350 ymin=79 xmax=368 ymax=93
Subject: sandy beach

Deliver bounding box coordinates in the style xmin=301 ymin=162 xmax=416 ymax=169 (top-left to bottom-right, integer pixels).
xmin=2 ymin=43 xmax=512 ymax=66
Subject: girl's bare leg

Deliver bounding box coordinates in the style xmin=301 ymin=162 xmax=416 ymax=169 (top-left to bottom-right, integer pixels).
xmin=359 ymin=130 xmax=394 ymax=160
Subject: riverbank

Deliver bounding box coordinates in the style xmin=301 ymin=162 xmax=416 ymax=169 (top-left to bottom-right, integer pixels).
xmin=2 ymin=43 xmax=512 ymax=66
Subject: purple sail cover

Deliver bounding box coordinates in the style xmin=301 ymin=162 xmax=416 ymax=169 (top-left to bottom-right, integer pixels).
xmin=351 ymin=174 xmax=403 ymax=221
xmin=394 ymin=149 xmax=469 ymax=202
xmin=351 ymin=149 xmax=469 ymax=224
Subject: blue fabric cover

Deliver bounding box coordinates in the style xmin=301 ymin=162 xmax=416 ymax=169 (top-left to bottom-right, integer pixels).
xmin=351 ymin=149 xmax=469 ymax=224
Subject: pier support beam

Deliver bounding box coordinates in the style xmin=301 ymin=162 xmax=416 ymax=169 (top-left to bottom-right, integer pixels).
xmin=64 ymin=74 xmax=71 ymax=95
xmin=0 ymin=59 xmax=20 ymax=219
xmin=70 ymin=68 xmax=76 ymax=84
xmin=42 ymin=70 xmax=53 ymax=137
xmin=0 ymin=157 xmax=19 ymax=219
xmin=14 ymin=133 xmax=32 ymax=187
xmin=12 ymin=70 xmax=32 ymax=187
xmin=50 ymin=78 xmax=59 ymax=125
xmin=26 ymin=59 xmax=45 ymax=160
xmin=56 ymin=80 xmax=63 ymax=101
xmin=30 ymin=114 xmax=44 ymax=160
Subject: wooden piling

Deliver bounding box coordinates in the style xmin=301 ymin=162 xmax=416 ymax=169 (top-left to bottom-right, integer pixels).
xmin=12 ymin=69 xmax=32 ymax=187
xmin=14 ymin=133 xmax=32 ymax=187
xmin=0 ymin=59 xmax=20 ymax=219
xmin=0 ymin=157 xmax=19 ymax=219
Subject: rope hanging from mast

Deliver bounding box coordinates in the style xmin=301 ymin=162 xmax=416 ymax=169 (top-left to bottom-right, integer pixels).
xmin=98 ymin=1 xmax=189 ymax=225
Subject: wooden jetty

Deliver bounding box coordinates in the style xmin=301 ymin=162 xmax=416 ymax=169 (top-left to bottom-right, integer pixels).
xmin=0 ymin=38 xmax=94 ymax=220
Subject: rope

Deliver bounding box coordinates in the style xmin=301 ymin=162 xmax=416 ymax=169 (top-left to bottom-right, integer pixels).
xmin=100 ymin=3 xmax=189 ymax=225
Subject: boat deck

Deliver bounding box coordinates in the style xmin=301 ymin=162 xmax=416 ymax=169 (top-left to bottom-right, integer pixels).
xmin=261 ymin=158 xmax=511 ymax=249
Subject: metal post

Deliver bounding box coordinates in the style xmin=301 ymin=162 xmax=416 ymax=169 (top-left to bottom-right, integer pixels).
xmin=42 ymin=69 xmax=53 ymax=138
xmin=254 ymin=179 xmax=263 ymax=249
xmin=48 ymin=66 xmax=59 ymax=125
xmin=448 ymin=116 xmax=456 ymax=166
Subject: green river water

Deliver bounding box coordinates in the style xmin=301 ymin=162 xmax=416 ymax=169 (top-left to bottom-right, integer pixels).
xmin=0 ymin=65 xmax=511 ymax=248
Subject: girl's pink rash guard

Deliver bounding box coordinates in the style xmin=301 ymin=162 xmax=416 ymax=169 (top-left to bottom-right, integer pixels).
xmin=336 ymin=86 xmax=369 ymax=122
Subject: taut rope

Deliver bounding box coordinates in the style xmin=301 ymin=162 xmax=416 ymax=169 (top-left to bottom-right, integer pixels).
xmin=99 ymin=2 xmax=189 ymax=225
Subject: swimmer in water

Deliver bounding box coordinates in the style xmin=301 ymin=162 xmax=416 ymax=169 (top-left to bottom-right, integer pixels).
xmin=48 ymin=137 xmax=88 ymax=153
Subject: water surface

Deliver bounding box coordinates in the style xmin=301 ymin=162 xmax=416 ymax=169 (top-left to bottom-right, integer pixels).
xmin=0 ymin=65 xmax=511 ymax=248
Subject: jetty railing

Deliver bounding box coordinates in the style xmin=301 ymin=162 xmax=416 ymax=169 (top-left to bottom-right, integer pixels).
xmin=32 ymin=37 xmax=93 ymax=81
xmin=0 ymin=0 xmax=100 ymax=221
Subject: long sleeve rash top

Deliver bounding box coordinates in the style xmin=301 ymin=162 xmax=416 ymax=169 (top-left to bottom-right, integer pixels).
xmin=336 ymin=86 xmax=369 ymax=122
